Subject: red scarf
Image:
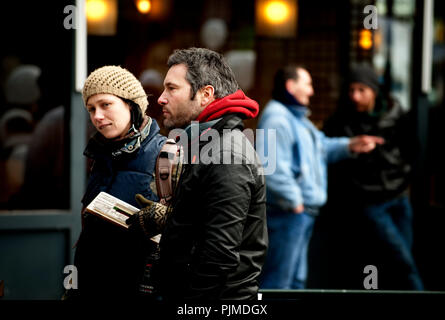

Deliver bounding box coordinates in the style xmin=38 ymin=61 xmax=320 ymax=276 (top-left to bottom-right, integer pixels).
xmin=196 ymin=90 xmax=259 ymax=122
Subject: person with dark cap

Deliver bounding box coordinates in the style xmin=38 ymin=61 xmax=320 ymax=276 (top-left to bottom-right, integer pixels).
xmin=72 ymin=65 xmax=166 ymax=298
xmin=323 ymin=63 xmax=424 ymax=290
xmin=257 ymin=64 xmax=384 ymax=290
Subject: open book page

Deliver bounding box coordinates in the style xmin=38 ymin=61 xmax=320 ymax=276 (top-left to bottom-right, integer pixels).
xmin=85 ymin=191 xmax=139 ymax=229
xmin=85 ymin=192 xmax=162 ymax=243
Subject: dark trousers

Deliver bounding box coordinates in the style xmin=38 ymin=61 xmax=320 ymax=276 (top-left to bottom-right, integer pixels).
xmin=363 ymin=195 xmax=424 ymax=290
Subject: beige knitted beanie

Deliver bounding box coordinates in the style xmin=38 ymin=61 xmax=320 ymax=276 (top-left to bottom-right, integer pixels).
xmin=82 ymin=65 xmax=148 ymax=114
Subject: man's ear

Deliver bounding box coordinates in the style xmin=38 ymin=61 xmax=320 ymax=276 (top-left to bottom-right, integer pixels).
xmin=285 ymin=79 xmax=296 ymax=95
xmin=199 ymin=85 xmax=215 ymax=107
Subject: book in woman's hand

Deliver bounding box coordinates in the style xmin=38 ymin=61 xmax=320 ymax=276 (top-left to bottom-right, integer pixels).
xmin=85 ymin=191 xmax=139 ymax=229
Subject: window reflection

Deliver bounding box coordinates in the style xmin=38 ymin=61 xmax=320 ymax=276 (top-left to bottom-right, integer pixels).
xmin=0 ymin=0 xmax=72 ymax=211
xmin=427 ymin=3 xmax=445 ymax=209
xmin=0 ymin=63 xmax=69 ymax=210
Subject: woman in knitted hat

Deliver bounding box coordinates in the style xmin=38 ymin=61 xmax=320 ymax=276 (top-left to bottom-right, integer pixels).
xmin=72 ymin=65 xmax=166 ymax=299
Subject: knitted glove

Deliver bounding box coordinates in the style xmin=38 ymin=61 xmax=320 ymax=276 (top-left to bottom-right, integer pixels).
xmin=125 ymin=194 xmax=170 ymax=237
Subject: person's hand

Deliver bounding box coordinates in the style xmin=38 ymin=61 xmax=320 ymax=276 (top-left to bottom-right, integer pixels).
xmin=293 ymin=204 xmax=304 ymax=214
xmin=125 ymin=194 xmax=169 ymax=237
xmin=135 ymin=193 xmax=154 ymax=208
xmin=125 ymin=209 xmax=145 ymax=236
xmin=126 ymin=194 xmax=156 ymax=236
xmin=349 ymin=135 xmax=384 ymax=153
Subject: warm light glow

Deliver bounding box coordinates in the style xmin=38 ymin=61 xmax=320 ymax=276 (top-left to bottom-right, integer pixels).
xmin=86 ymin=0 xmax=117 ymax=36
xmin=256 ymin=0 xmax=297 ymax=37
xmin=86 ymin=0 xmax=108 ymax=21
xmin=359 ymin=29 xmax=373 ymax=50
xmin=264 ymin=1 xmax=290 ymax=24
xmin=136 ymin=0 xmax=151 ymax=14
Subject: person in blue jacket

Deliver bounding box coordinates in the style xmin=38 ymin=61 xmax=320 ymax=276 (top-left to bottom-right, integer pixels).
xmin=257 ymin=64 xmax=384 ymax=289
xmin=73 ymin=65 xmax=166 ymax=298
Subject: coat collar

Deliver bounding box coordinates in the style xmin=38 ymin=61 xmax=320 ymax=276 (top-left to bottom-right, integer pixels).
xmin=84 ymin=117 xmax=159 ymax=160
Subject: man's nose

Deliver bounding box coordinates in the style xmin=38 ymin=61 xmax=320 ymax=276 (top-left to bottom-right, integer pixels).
xmin=158 ymin=91 xmax=167 ymax=105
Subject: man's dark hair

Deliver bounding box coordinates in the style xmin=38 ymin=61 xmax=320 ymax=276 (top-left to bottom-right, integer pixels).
xmin=272 ymin=64 xmax=306 ymax=101
xmin=167 ymin=47 xmax=239 ymax=100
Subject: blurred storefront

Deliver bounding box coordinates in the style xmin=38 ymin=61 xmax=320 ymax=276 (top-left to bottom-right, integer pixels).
xmin=0 ymin=0 xmax=443 ymax=299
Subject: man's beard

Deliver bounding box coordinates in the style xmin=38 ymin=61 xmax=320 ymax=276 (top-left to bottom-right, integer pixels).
xmin=163 ymin=104 xmax=202 ymax=130
xmin=163 ymin=116 xmax=190 ymax=130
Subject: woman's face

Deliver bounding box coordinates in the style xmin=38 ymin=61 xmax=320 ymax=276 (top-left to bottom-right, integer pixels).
xmin=86 ymin=93 xmax=132 ymax=139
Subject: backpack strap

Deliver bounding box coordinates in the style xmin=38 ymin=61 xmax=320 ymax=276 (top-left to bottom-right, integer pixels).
xmin=155 ymin=139 xmax=182 ymax=205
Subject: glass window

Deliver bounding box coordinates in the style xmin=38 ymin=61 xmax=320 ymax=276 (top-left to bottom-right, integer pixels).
xmin=427 ymin=1 xmax=445 ymax=209
xmin=374 ymin=0 xmax=416 ymax=110
xmin=0 ymin=2 xmax=71 ymax=210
